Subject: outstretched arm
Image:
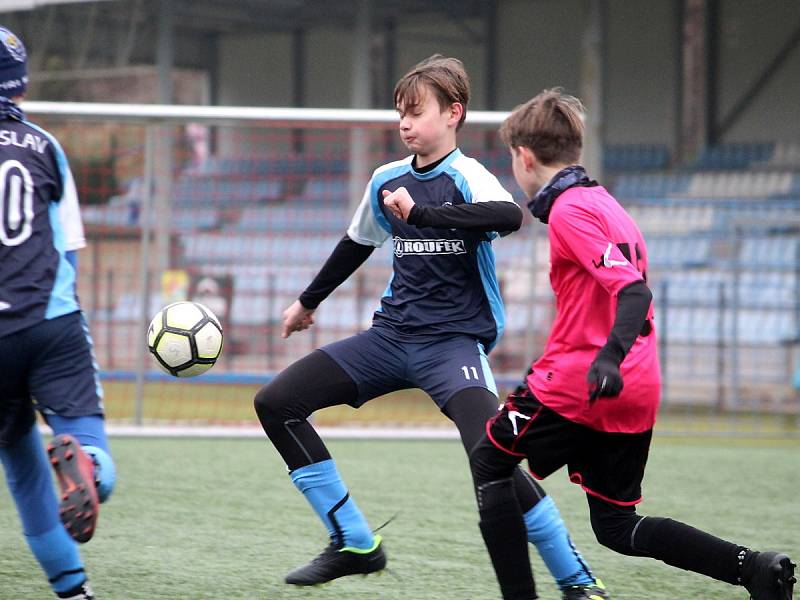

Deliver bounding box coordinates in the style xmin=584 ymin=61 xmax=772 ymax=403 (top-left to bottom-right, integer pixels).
xmin=282 ymin=234 xmax=374 ymax=338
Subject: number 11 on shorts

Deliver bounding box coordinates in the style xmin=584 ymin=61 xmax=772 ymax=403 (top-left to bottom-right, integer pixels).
xmin=461 ymin=365 xmax=479 ymax=380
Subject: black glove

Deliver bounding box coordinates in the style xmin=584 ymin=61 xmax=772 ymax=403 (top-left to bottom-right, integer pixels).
xmin=587 ymin=347 xmax=624 ymax=404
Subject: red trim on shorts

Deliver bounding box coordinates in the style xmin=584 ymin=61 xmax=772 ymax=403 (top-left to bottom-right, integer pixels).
xmin=485 ymin=418 xmax=526 ymax=458
xmin=526 ymin=466 xmax=545 ymax=480
xmin=568 ymin=471 xmax=642 ymax=507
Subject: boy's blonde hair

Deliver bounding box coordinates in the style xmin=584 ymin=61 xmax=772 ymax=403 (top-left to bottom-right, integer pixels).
xmin=499 ymin=88 xmax=585 ymax=165
xmin=394 ymin=54 xmax=470 ymax=130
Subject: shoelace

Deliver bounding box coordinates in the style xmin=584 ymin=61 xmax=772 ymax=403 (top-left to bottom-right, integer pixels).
xmin=311 ymin=544 xmax=341 ymax=563
xmin=373 ymin=511 xmax=399 ymax=534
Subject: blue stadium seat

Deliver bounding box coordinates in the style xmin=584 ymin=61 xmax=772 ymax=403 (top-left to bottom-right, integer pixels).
xmin=227 ymin=205 xmax=349 ymax=232
xmin=612 ymin=173 xmax=692 ymax=199
xmin=212 ymin=235 xmax=391 ymax=268
xmin=172 ymin=174 xmax=285 ymax=207
xmin=681 ymin=171 xmax=794 ymax=198
xmin=647 ymin=235 xmax=710 ymax=268
xmin=691 ymin=142 xmax=774 ymax=171
xmin=658 ymin=270 xmax=731 ymax=305
xmin=659 ymin=306 xmax=722 ymax=343
xmin=313 ymin=297 xmax=363 ymax=330
xmin=195 ymin=155 xmax=349 ymax=178
xmin=739 ymin=235 xmax=799 ymax=269
xmin=603 ymin=144 xmax=670 ymax=172
xmin=738 ymin=271 xmax=797 ymax=307
xmin=296 ymin=177 xmax=350 ymax=204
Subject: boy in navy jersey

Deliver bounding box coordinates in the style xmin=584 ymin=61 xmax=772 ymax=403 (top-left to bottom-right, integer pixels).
xmin=469 ymin=89 xmax=796 ymax=600
xmin=0 ymin=26 xmax=110 ymax=599
xmin=254 ymin=56 xmax=608 ymax=598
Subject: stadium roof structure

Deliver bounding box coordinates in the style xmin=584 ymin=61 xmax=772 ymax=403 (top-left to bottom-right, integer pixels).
xmin=0 ymin=0 xmax=496 ymax=96
xmin=1 ymin=0 xmax=109 ymax=10
xmin=1 ymin=0 xmax=492 ymax=38
xmin=158 ymin=0 xmax=491 ymax=33
xmin=3 ymin=0 xmax=796 ymax=155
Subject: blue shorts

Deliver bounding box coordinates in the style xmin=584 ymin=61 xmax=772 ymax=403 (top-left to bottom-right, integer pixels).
xmin=0 ymin=312 xmax=103 ymax=447
xmin=320 ymin=326 xmax=497 ymax=409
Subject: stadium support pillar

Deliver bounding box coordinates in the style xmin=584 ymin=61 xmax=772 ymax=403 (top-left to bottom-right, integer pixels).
xmin=133 ymin=127 xmax=158 ymax=426
xmin=580 ymin=0 xmax=605 ymax=183
xmin=349 ymin=0 xmax=372 ymax=212
xmin=154 ymin=0 xmax=174 ymax=279
xmin=679 ymin=0 xmax=711 ymax=163
xmin=483 ymin=0 xmax=499 ymax=153
xmin=291 ymin=28 xmax=306 ymax=153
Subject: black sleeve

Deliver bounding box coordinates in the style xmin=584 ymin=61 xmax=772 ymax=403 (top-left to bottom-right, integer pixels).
xmin=298 ymin=234 xmax=375 ymax=309
xmin=596 ymin=280 xmax=653 ymax=364
xmin=406 ymin=201 xmax=523 ymax=233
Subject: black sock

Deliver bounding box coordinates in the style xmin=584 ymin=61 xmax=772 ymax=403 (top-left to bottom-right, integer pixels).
xmin=634 ymin=516 xmax=745 ymax=584
xmin=737 ymin=548 xmax=760 ymax=586
xmin=477 ymin=478 xmax=538 ymax=600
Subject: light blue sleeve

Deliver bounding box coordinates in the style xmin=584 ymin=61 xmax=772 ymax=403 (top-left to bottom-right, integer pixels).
xmin=65 ymin=250 xmax=78 ymax=272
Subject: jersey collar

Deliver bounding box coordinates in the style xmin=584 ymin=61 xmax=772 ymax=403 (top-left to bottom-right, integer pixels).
xmin=409 ymin=147 xmax=462 ymax=180
xmin=528 ymin=165 xmax=597 ymax=223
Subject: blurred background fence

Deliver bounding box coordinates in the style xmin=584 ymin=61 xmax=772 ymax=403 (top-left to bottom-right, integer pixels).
xmin=28 ymin=103 xmax=800 ymax=437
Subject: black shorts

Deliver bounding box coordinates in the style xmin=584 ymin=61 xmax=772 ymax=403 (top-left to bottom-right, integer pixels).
xmin=0 ymin=391 xmax=35 ymax=448
xmin=486 ymin=387 xmax=652 ymax=506
xmin=0 ymin=312 xmax=103 ymax=446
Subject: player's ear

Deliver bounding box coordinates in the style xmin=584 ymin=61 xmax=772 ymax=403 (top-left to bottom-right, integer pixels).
xmin=448 ymin=102 xmax=463 ymax=126
xmin=518 ymin=146 xmax=537 ymax=171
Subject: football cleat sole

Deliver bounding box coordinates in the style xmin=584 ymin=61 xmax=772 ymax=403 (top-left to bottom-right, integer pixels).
xmin=47 ymin=434 xmax=99 ymax=544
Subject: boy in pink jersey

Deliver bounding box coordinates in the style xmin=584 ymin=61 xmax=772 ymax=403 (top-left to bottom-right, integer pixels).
xmin=468 ymin=89 xmax=796 ymax=600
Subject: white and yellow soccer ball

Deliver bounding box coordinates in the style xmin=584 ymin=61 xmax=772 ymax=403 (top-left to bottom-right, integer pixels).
xmin=147 ymin=301 xmax=223 ymax=377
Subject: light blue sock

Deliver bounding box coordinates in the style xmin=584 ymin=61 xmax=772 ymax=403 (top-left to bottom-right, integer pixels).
xmin=290 ymin=459 xmax=375 ymax=550
xmin=46 ymin=414 xmax=116 ymax=502
xmin=27 ymin=525 xmax=87 ymax=594
xmin=83 ymin=445 xmax=116 ymax=503
xmin=525 ymin=495 xmax=594 ymax=588
xmin=0 ymin=427 xmax=86 ymax=594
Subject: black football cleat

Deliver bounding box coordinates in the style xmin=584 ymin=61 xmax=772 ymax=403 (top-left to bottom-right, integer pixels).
xmin=285 ymin=536 xmax=386 ymax=586
xmin=47 ymin=434 xmax=99 ymax=544
xmin=563 ymin=579 xmax=610 ymax=599
xmin=744 ymin=552 xmax=796 ymax=600
xmin=55 ymin=580 xmax=96 ymax=599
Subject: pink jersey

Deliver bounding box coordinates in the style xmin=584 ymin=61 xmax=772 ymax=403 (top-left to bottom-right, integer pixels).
xmin=526 ymin=185 xmax=661 ymax=433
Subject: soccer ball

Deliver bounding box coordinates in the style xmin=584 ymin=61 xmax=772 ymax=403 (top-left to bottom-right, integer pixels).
xmin=147 ymin=301 xmax=223 ymax=377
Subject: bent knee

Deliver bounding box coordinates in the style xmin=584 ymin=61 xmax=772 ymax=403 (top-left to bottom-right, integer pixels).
xmin=254 ymin=383 xmax=307 ymax=427
xmin=590 ymin=511 xmax=641 ymax=555
xmin=469 ymin=439 xmax=513 ymax=485
xmin=253 ymin=384 xmax=282 ymax=421
xmin=592 ymin=524 xmax=628 ymax=553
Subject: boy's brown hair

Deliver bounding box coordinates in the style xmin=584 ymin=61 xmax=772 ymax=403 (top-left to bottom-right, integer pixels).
xmin=393 ymin=54 xmax=470 ymax=130
xmin=499 ymin=88 xmax=585 ymax=165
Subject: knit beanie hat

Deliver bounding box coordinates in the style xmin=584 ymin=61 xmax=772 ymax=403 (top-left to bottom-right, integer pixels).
xmin=0 ymin=27 xmax=27 ymax=98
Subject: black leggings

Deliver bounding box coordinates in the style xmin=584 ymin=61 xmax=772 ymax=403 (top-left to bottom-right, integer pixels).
xmin=254 ymin=349 xmax=547 ymax=512
xmin=586 ymin=494 xmax=742 ymax=583
xmin=470 ymin=432 xmax=743 ymax=585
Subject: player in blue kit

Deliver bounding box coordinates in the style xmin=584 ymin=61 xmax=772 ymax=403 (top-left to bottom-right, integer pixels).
xmin=0 ymin=26 xmax=113 ymax=598
xmin=254 ymin=55 xmax=608 ymax=598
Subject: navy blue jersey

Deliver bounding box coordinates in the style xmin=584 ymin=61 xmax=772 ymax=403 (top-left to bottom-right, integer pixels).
xmin=346 ymin=148 xmax=514 ymax=350
xmin=0 ymin=117 xmax=84 ymax=338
